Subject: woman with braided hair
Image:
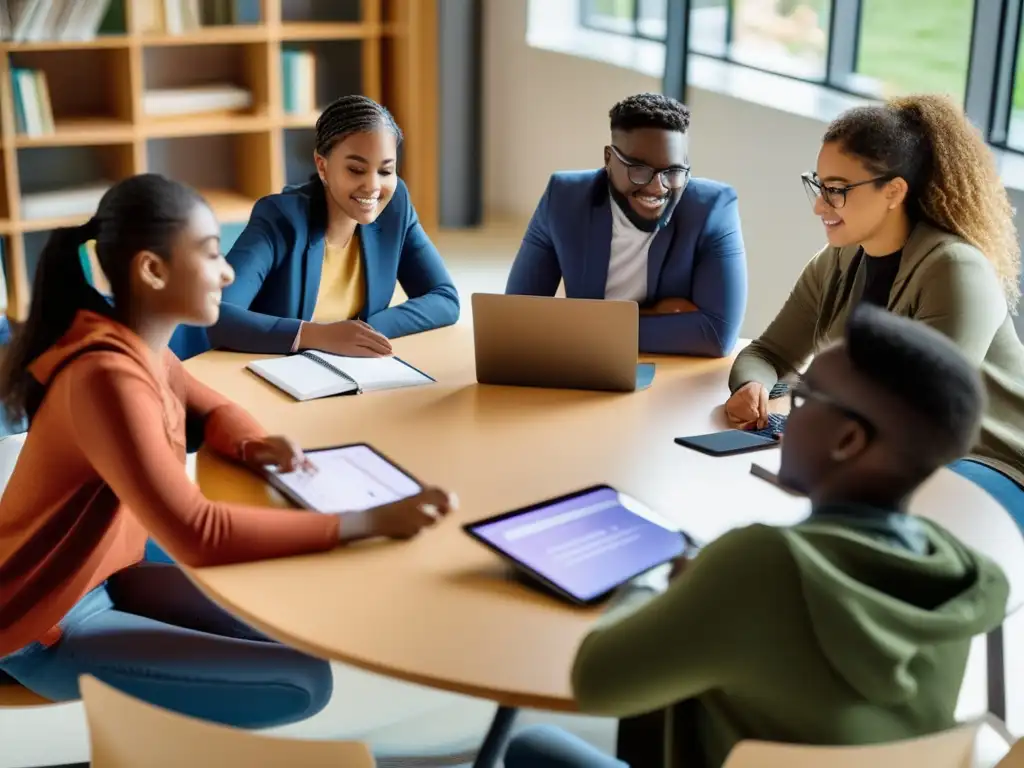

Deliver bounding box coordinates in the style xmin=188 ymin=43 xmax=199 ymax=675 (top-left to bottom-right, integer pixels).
xmin=726 ymin=93 xmax=1024 ymax=527
xmin=206 ymin=95 xmax=459 ymax=357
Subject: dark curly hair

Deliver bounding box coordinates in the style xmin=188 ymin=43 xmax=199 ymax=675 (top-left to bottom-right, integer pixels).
xmin=609 ymin=93 xmax=690 ymax=133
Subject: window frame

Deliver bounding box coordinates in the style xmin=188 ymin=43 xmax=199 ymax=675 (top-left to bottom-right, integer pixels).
xmin=578 ymin=0 xmax=1024 ymax=154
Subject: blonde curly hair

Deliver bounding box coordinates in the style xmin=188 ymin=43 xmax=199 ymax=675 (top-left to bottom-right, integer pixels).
xmin=824 ymin=94 xmax=1021 ymax=311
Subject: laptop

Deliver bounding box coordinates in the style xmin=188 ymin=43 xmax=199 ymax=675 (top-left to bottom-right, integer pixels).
xmin=471 ymin=293 xmax=650 ymax=392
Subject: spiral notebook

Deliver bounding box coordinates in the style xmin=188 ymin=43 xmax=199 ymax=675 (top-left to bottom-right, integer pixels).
xmin=247 ymin=351 xmax=434 ymax=401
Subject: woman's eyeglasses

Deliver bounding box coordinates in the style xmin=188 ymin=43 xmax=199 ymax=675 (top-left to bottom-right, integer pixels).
xmin=610 ymin=146 xmax=690 ymax=190
xmin=801 ymin=172 xmax=892 ymax=210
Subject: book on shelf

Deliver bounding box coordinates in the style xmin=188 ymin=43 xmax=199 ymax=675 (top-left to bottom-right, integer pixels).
xmin=10 ymin=68 xmax=55 ymax=137
xmin=3 ymin=0 xmax=117 ymax=42
xmin=136 ymin=0 xmax=261 ymax=34
xmin=0 ymin=238 xmax=8 ymax=315
xmin=143 ymin=84 xmax=254 ymax=118
xmin=20 ymin=181 xmax=110 ymax=221
xmin=281 ymin=50 xmax=317 ymax=116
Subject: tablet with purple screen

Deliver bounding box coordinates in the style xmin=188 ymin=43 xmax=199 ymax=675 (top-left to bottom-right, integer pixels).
xmin=463 ymin=485 xmax=688 ymax=605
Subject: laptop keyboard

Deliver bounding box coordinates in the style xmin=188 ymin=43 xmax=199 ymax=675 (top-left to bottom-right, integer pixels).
xmin=749 ymin=413 xmax=787 ymax=440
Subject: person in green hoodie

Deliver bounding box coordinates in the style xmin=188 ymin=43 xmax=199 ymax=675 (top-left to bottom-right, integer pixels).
xmin=502 ymin=304 xmax=1010 ymax=768
xmin=724 ymin=94 xmax=1024 ymax=529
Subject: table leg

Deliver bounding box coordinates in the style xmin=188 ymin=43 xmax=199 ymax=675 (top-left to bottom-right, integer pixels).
xmin=471 ymin=705 xmax=519 ymax=768
xmin=988 ymin=625 xmax=1007 ymax=722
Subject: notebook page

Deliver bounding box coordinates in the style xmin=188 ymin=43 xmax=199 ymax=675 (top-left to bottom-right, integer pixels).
xmin=270 ymin=445 xmax=421 ymax=513
xmin=312 ymin=353 xmax=431 ymax=392
xmin=247 ymin=355 xmax=355 ymax=400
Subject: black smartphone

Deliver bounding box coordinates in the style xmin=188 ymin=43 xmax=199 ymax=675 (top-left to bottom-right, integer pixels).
xmin=674 ymin=430 xmax=780 ymax=457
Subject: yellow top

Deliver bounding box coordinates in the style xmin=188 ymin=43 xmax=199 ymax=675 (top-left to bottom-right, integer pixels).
xmin=312 ymin=232 xmax=365 ymax=323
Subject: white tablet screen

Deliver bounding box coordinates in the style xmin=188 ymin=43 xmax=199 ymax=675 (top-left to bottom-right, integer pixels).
xmin=268 ymin=444 xmax=421 ymax=513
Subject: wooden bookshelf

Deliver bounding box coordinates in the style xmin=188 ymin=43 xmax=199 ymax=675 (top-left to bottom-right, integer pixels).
xmin=0 ymin=0 xmax=439 ymax=321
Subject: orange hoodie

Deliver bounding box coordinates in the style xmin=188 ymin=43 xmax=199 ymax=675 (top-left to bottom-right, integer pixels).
xmin=0 ymin=311 xmax=341 ymax=657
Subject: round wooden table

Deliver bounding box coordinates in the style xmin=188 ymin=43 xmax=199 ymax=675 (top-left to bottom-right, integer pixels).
xmin=184 ymin=325 xmax=1024 ymax=764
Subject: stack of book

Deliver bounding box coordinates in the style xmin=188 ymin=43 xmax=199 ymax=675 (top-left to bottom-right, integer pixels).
xmin=0 ymin=239 xmax=9 ymax=315
xmin=135 ymin=0 xmax=260 ymax=34
xmin=281 ymin=50 xmax=317 ymax=116
xmin=1 ymin=0 xmax=116 ymax=42
xmin=19 ymin=181 xmax=111 ymax=221
xmin=10 ymin=68 xmax=55 ymax=137
xmin=143 ymin=84 xmax=254 ymax=118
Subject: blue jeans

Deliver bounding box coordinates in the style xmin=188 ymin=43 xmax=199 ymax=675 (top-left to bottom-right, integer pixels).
xmin=504 ymin=726 xmax=627 ymax=768
xmin=0 ymin=541 xmax=332 ymax=729
xmin=949 ymin=459 xmax=1024 ymax=530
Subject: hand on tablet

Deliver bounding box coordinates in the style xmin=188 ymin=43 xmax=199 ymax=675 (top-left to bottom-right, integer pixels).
xmin=340 ymin=487 xmax=458 ymax=543
xmin=725 ymin=382 xmax=768 ymax=430
xmin=242 ymin=436 xmax=315 ymax=474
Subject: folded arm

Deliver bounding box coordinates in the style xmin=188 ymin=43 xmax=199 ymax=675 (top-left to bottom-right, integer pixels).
xmin=728 ymin=247 xmax=829 ymax=392
xmin=505 ymin=179 xmax=563 ymax=296
xmin=67 ymin=354 xmax=339 ymax=567
xmin=365 ymin=203 xmax=460 ymax=337
xmin=640 ymin=191 xmax=748 ymax=357
xmin=208 ymin=199 xmax=302 ymax=355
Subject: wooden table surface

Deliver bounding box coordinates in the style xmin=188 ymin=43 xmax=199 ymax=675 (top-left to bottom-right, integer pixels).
xmin=184 ymin=325 xmax=1024 ymax=712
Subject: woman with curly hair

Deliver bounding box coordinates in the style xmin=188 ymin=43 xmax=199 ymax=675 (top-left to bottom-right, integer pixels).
xmin=726 ymin=94 xmax=1024 ymax=526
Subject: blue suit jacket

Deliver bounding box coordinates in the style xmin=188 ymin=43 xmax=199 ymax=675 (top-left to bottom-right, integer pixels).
xmin=204 ymin=179 xmax=460 ymax=355
xmin=505 ymin=170 xmax=747 ymax=357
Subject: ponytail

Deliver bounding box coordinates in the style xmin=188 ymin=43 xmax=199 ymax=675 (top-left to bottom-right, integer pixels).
xmin=0 ymin=219 xmax=109 ymax=422
xmin=0 ymin=173 xmax=205 ymax=423
xmin=891 ymin=95 xmax=1020 ymax=309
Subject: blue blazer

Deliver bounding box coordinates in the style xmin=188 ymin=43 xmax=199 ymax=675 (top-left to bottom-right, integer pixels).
xmin=505 ymin=170 xmax=747 ymax=357
xmin=203 ymin=179 xmax=460 ymax=356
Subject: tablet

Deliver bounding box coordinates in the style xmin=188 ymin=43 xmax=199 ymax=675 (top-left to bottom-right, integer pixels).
xmin=463 ymin=485 xmax=688 ymax=605
xmin=674 ymin=430 xmax=779 ymax=457
xmin=265 ymin=443 xmax=422 ymax=513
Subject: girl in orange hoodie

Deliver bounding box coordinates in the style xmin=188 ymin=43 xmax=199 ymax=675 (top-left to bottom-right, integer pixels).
xmin=0 ymin=174 xmax=454 ymax=727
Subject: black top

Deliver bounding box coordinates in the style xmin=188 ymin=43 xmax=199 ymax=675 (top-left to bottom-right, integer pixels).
xmin=859 ymin=249 xmax=902 ymax=308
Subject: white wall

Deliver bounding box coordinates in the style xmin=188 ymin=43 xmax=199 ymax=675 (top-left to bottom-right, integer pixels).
xmin=482 ymin=0 xmax=862 ymax=337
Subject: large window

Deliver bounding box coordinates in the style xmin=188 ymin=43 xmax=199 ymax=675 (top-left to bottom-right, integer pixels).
xmin=730 ymin=0 xmax=830 ymax=80
xmin=579 ymin=0 xmax=1024 ymax=154
xmin=581 ymin=0 xmax=667 ymax=38
xmin=1010 ymin=17 xmax=1024 ymax=147
xmin=854 ymin=0 xmax=974 ymax=102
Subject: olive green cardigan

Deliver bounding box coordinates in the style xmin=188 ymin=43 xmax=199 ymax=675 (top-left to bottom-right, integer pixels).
xmin=730 ymin=222 xmax=1024 ymax=489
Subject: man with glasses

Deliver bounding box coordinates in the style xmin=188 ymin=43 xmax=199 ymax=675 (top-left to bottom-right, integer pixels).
xmin=504 ymin=93 xmax=747 ymax=357
xmin=502 ymin=304 xmax=1008 ymax=768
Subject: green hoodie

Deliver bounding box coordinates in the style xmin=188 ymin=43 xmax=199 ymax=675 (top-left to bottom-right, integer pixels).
xmin=570 ymin=510 xmax=1009 ymax=768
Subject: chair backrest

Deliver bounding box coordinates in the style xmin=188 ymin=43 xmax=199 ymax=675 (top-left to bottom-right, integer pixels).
xmin=79 ymin=675 xmax=375 ymax=768
xmin=721 ymin=722 xmax=989 ymax=768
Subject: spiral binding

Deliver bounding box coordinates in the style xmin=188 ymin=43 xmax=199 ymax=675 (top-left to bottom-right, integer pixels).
xmin=299 ymin=351 xmax=361 ymax=393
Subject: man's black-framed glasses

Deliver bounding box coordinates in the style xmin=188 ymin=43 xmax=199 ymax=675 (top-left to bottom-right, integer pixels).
xmin=801 ymin=172 xmax=893 ymax=210
xmin=788 ymin=378 xmax=876 ymax=439
xmin=610 ymin=146 xmax=690 ymax=190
